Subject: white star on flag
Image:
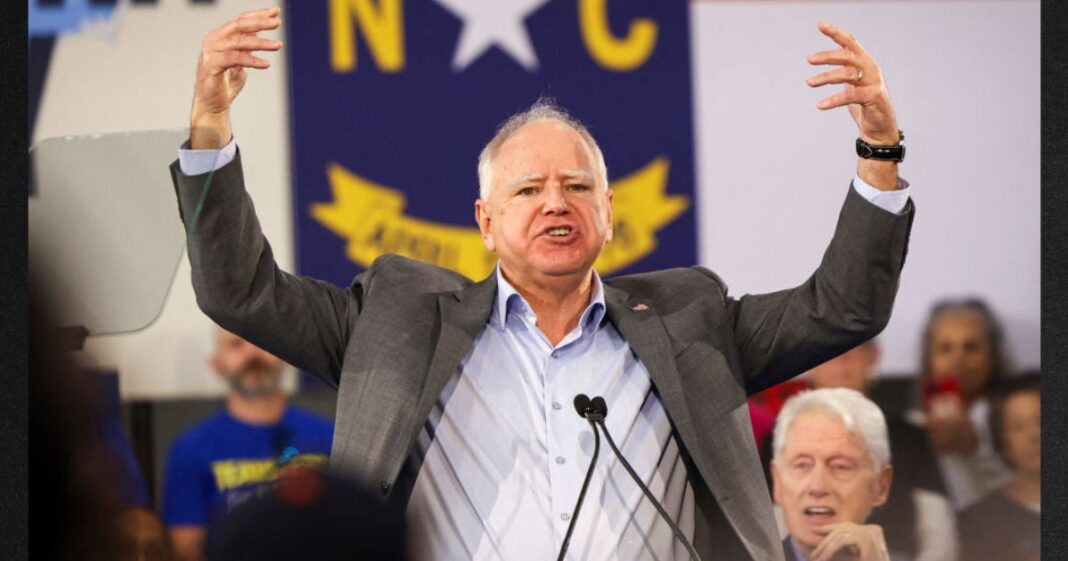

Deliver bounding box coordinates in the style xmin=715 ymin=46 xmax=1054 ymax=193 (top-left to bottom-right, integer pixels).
xmin=434 ymin=0 xmax=550 ymax=72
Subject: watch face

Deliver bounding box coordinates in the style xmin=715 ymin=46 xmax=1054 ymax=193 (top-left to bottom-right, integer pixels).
xmin=856 ymin=139 xmax=875 ymax=158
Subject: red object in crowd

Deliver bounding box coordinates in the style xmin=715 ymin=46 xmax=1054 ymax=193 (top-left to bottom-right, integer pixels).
xmin=751 ymin=379 xmax=811 ymax=417
xmin=746 ymin=380 xmax=811 ymax=455
xmin=923 ymin=374 xmax=964 ymax=420
xmin=747 ymin=400 xmax=776 ymax=450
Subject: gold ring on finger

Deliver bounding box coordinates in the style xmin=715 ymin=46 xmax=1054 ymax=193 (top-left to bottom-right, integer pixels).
xmin=854 ymin=69 xmax=864 ymax=84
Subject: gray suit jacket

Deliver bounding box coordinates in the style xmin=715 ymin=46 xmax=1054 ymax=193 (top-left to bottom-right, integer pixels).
xmin=171 ymin=151 xmax=913 ymax=561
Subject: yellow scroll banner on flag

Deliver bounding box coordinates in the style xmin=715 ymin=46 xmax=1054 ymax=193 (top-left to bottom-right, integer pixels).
xmin=311 ymin=158 xmax=689 ymax=280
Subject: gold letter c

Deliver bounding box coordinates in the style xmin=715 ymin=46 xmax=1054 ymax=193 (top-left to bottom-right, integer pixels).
xmin=579 ymin=0 xmax=658 ymax=72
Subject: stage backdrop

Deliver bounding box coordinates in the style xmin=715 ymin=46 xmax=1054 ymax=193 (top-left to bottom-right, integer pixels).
xmin=286 ymin=0 xmax=696 ymax=285
xmin=28 ymin=0 xmax=1039 ymax=398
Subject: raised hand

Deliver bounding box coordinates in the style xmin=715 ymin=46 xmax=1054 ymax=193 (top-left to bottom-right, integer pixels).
xmin=190 ymin=7 xmax=284 ymax=149
xmin=806 ymin=22 xmax=901 ymax=191
xmin=806 ymin=21 xmax=899 ymax=146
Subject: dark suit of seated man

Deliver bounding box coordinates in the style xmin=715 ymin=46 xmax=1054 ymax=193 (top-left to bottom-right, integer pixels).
xmin=171 ymin=8 xmax=913 ymax=560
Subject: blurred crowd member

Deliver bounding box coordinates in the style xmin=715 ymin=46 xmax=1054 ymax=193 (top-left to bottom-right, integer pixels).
xmin=808 ymin=341 xmax=956 ymax=561
xmin=771 ymin=389 xmax=894 ymax=561
xmin=162 ymin=329 xmax=334 ymax=561
xmin=96 ymin=370 xmax=154 ymax=509
xmin=958 ymin=375 xmax=1040 ymax=561
xmin=207 ymin=467 xmax=410 ymax=561
xmin=29 ymin=292 xmax=121 ymax=561
xmin=115 ymin=507 xmax=172 ymax=561
xmin=913 ymin=299 xmax=1013 ymax=509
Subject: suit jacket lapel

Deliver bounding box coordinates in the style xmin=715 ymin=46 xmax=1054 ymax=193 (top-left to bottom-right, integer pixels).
xmin=603 ymin=283 xmax=701 ymax=453
xmin=412 ymin=274 xmax=497 ymax=440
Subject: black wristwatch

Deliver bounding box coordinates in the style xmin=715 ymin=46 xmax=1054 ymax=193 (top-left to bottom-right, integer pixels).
xmin=856 ymin=130 xmax=905 ymax=162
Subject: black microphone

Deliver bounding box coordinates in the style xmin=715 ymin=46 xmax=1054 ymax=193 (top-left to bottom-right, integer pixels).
xmin=574 ymin=394 xmax=592 ymax=418
xmin=590 ymin=396 xmax=607 ymax=418
xmin=556 ymin=394 xmax=602 ymax=561
xmin=589 ymin=395 xmax=702 ymax=561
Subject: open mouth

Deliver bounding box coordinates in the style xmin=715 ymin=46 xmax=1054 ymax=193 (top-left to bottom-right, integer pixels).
xmin=803 ymin=506 xmax=837 ymax=520
xmin=540 ymin=226 xmax=577 ymax=241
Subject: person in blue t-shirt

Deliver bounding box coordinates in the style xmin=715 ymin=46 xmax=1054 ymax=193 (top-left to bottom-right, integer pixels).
xmin=162 ymin=329 xmax=334 ymax=561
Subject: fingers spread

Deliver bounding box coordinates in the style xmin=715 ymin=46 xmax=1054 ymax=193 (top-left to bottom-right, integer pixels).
xmin=816 ymin=89 xmax=856 ymax=111
xmin=222 ymin=34 xmax=283 ymax=53
xmin=228 ymin=14 xmax=282 ymax=35
xmin=818 ymin=21 xmax=859 ymax=50
xmin=205 ymin=50 xmax=271 ymax=74
xmin=807 ymin=67 xmax=860 ymax=87
xmin=808 ymin=48 xmax=854 ymax=67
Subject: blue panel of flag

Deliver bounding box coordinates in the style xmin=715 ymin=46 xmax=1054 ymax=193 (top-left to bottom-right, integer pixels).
xmin=285 ymin=0 xmax=697 ymax=285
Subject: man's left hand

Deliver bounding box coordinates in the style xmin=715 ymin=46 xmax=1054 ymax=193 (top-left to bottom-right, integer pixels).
xmin=807 ymin=21 xmax=899 ymax=146
xmin=810 ymin=522 xmax=891 ymax=561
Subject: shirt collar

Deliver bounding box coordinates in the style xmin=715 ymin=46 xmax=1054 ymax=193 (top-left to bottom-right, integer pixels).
xmin=493 ymin=267 xmax=607 ymax=331
xmin=786 ymin=536 xmax=809 ymax=561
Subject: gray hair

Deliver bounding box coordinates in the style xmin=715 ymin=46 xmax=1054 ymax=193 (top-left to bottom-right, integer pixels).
xmin=477 ymin=97 xmax=609 ymax=200
xmin=771 ymin=388 xmax=891 ymax=470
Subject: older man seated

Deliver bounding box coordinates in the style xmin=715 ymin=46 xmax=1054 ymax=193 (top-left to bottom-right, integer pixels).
xmin=771 ymin=388 xmax=894 ymax=561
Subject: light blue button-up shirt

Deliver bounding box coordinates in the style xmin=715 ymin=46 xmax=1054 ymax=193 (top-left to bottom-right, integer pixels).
xmin=406 ymin=270 xmax=695 ymax=561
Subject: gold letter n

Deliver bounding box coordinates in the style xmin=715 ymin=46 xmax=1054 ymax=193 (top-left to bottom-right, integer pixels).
xmin=330 ymin=0 xmax=405 ymax=73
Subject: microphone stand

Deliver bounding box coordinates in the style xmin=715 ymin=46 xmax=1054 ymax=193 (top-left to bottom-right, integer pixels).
xmin=590 ymin=396 xmax=702 ymax=561
xmin=557 ymin=395 xmax=603 ymax=561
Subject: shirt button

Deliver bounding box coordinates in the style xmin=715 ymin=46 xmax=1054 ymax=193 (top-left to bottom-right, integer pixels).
xmin=552 ymin=402 xmax=562 ymax=410
xmin=555 ymin=456 xmax=566 ymax=464
xmin=561 ymin=513 xmax=571 ymax=521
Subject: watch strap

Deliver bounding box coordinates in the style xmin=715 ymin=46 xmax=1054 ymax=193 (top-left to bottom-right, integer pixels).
xmin=856 ymin=130 xmax=905 ymax=162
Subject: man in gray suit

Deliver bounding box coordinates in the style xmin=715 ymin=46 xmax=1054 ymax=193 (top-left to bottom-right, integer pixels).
xmin=173 ymin=7 xmax=913 ymax=561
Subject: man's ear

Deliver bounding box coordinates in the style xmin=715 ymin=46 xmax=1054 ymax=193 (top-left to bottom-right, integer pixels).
xmin=873 ymin=464 xmax=893 ymax=507
xmin=475 ymin=199 xmax=495 ymax=252
xmin=603 ymin=188 xmax=614 ymax=243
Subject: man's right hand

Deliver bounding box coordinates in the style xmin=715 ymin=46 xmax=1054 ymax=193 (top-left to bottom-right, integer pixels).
xmin=190 ymin=7 xmax=283 ymax=149
xmin=810 ymin=522 xmax=891 ymax=561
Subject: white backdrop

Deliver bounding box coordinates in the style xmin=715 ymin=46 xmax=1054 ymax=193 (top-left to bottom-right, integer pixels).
xmin=33 ymin=0 xmax=292 ymax=398
xmin=691 ymin=0 xmax=1039 ymax=375
xmin=32 ymin=0 xmax=1039 ymax=397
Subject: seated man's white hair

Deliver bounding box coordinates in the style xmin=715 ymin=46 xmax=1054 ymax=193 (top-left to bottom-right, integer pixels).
xmin=476 ymin=97 xmax=609 ymax=200
xmin=771 ymin=388 xmax=891 ymax=470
